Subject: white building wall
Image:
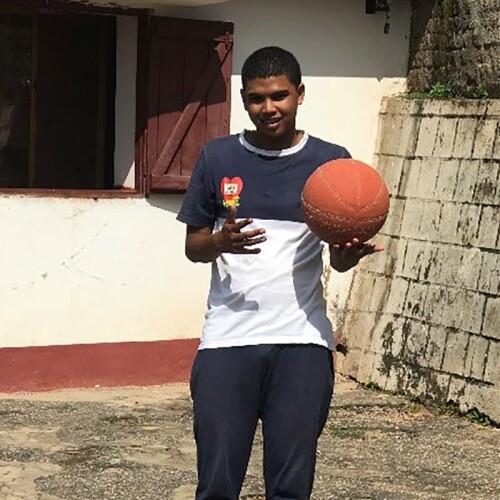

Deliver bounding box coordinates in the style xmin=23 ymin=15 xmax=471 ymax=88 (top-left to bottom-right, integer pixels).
xmin=0 ymin=195 xmax=210 ymax=348
xmin=0 ymin=0 xmax=411 ymax=349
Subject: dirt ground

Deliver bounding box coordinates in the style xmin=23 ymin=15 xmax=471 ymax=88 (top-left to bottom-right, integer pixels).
xmin=0 ymin=376 xmax=499 ymax=500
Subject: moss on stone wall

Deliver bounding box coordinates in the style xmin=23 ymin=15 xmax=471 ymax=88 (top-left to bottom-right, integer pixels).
xmin=408 ymin=0 xmax=499 ymax=98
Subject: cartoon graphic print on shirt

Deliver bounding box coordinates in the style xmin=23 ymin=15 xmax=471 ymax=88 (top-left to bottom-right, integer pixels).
xmin=220 ymin=176 xmax=243 ymax=208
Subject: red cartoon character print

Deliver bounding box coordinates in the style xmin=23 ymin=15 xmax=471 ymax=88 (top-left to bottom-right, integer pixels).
xmin=220 ymin=177 xmax=243 ymax=208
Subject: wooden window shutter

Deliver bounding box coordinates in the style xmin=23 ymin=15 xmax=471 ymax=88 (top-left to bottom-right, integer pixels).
xmin=146 ymin=17 xmax=233 ymax=193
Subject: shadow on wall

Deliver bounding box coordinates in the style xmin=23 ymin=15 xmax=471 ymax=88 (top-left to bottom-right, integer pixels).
xmin=159 ymin=0 xmax=411 ymax=79
xmin=407 ymin=0 xmax=439 ymax=92
xmin=147 ymin=194 xmax=184 ymax=215
xmin=408 ymin=0 xmax=438 ymax=68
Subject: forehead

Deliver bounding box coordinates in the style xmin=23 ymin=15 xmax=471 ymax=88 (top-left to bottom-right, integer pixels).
xmin=243 ymin=75 xmax=297 ymax=95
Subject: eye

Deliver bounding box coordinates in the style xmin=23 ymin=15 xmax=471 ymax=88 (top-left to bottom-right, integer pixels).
xmin=272 ymin=92 xmax=289 ymax=101
xmin=247 ymin=95 xmax=264 ymax=104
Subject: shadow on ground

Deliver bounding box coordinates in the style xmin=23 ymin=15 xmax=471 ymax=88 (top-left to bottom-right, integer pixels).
xmin=0 ymin=376 xmax=499 ymax=499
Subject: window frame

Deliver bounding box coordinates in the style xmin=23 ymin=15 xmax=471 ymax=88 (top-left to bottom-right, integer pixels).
xmin=0 ymin=0 xmax=150 ymax=198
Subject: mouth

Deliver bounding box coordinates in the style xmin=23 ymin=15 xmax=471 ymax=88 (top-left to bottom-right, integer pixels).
xmin=259 ymin=117 xmax=282 ymax=131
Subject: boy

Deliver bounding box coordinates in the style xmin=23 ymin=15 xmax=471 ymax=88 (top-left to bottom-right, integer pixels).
xmin=177 ymin=46 xmax=382 ymax=500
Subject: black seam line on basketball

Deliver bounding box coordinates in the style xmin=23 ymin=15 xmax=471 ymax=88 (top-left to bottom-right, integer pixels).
xmin=316 ymin=165 xmax=385 ymax=213
xmin=302 ymin=199 xmax=386 ymax=226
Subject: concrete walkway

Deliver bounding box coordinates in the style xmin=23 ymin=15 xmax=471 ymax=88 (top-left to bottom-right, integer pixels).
xmin=1 ymin=376 xmax=499 ymax=500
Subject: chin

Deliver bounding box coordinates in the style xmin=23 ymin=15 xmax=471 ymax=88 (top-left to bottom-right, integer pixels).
xmin=257 ymin=127 xmax=286 ymax=139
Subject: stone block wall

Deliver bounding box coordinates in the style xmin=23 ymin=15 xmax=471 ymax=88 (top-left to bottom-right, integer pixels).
xmin=336 ymin=97 xmax=500 ymax=422
xmin=408 ymin=0 xmax=500 ymax=97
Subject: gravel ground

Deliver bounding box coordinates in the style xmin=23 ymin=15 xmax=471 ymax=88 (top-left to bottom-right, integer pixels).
xmin=0 ymin=376 xmax=499 ymax=499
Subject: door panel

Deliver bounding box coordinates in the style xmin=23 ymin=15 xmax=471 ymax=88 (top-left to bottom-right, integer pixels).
xmin=147 ymin=17 xmax=233 ymax=192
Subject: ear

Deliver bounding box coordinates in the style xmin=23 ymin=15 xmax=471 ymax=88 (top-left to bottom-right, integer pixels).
xmin=297 ymin=83 xmax=305 ymax=105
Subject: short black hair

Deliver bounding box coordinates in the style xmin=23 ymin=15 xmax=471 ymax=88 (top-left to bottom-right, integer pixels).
xmin=241 ymin=46 xmax=302 ymax=89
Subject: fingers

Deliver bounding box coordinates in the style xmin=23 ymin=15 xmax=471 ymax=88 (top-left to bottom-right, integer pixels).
xmin=225 ymin=207 xmax=255 ymax=232
xmin=331 ymin=238 xmax=384 ymax=257
xmin=219 ymin=211 xmax=266 ymax=254
xmin=232 ymin=230 xmax=267 ymax=251
xmin=353 ymin=239 xmax=384 ymax=255
xmin=226 ymin=205 xmax=237 ymax=224
xmin=241 ymin=227 xmax=266 ymax=240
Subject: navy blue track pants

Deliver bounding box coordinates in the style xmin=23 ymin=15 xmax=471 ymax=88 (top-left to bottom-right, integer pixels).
xmin=190 ymin=344 xmax=334 ymax=500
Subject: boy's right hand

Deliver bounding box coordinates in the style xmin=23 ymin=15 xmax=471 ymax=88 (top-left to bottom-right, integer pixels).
xmin=213 ymin=206 xmax=266 ymax=254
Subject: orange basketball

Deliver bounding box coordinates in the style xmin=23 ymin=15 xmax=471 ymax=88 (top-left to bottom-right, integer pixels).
xmin=301 ymin=158 xmax=390 ymax=245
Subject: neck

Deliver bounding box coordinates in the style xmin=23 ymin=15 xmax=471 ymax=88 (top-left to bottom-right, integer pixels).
xmin=245 ymin=129 xmax=303 ymax=151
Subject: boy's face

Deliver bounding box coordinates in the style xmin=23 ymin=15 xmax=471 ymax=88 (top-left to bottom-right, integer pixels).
xmin=241 ymin=75 xmax=305 ymax=146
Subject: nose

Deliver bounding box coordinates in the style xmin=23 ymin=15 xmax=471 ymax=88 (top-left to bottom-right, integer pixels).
xmin=262 ymin=98 xmax=276 ymax=114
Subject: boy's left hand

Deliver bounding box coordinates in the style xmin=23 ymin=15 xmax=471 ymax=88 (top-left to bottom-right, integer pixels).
xmin=329 ymin=238 xmax=384 ymax=273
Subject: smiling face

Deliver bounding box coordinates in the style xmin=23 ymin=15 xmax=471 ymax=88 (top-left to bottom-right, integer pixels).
xmin=241 ymin=74 xmax=305 ymax=150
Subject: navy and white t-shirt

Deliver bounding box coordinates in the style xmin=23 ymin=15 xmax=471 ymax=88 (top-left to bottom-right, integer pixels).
xmin=177 ymin=132 xmax=350 ymax=350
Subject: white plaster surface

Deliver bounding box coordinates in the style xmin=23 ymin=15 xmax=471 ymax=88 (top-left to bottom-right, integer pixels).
xmin=0 ymin=196 xmax=209 ymax=347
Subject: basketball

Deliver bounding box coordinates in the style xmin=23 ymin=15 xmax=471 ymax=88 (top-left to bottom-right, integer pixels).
xmin=301 ymin=158 xmax=390 ymax=245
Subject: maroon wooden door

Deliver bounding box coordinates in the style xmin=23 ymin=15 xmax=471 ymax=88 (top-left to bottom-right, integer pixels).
xmin=146 ymin=17 xmax=233 ymax=193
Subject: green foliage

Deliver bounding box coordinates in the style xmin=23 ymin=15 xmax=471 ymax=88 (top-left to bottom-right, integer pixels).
xmin=429 ymin=81 xmax=455 ymax=99
xmin=465 ymin=408 xmax=494 ymax=427
xmin=473 ymin=84 xmax=489 ymax=99
xmin=404 ymin=82 xmax=490 ymax=100
xmin=437 ymin=402 xmax=496 ymax=427
xmin=437 ymin=401 xmax=461 ymax=416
